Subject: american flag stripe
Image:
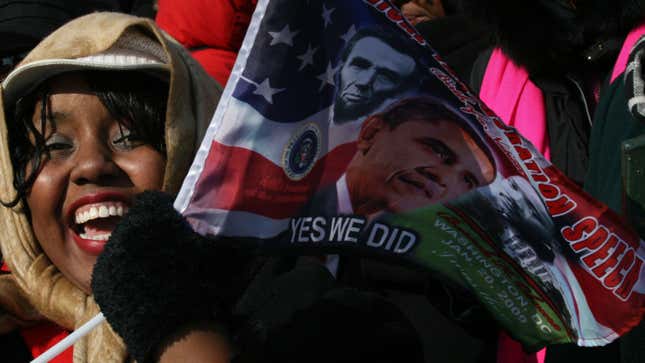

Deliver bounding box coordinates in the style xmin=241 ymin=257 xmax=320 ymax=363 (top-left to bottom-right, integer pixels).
xmin=186 ymin=208 xmax=290 ymax=238
xmin=213 ymin=98 xmax=332 ymax=165
xmin=183 ymin=140 xmax=356 ymax=221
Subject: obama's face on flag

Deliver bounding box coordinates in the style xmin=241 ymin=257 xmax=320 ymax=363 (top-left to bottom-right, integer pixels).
xmin=346 ymin=97 xmax=496 ymax=215
xmin=334 ymin=32 xmax=418 ymax=124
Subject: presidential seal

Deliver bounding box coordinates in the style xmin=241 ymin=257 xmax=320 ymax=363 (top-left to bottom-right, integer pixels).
xmin=282 ymin=123 xmax=321 ymax=181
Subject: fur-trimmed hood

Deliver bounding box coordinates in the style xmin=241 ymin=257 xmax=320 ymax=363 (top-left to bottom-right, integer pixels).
xmin=0 ymin=12 xmax=221 ymax=363
xmin=462 ymin=0 xmax=645 ymax=76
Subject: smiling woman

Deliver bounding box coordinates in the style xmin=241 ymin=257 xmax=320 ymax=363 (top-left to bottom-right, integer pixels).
xmin=6 ymin=71 xmax=168 ymax=293
xmin=0 ymin=12 xmax=221 ymax=363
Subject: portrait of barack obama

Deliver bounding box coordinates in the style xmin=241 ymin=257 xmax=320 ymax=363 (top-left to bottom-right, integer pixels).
xmin=306 ymin=96 xmax=496 ymax=217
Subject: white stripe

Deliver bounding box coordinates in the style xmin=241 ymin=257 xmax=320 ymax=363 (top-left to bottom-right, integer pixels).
xmin=549 ymin=257 xmax=617 ymax=345
xmin=186 ymin=208 xmax=289 ymax=238
xmin=214 ymin=97 xmax=332 ymax=165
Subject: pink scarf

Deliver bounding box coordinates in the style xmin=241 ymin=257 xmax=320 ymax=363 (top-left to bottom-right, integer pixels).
xmin=479 ymin=48 xmax=551 ymax=160
xmin=610 ymin=22 xmax=645 ymax=84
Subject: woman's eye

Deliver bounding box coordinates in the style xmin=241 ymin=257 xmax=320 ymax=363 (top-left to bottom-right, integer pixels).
xmin=112 ymin=131 xmax=144 ymax=149
xmin=45 ymin=135 xmax=73 ymax=152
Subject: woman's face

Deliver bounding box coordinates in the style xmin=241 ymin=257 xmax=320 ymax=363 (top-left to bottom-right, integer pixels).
xmin=26 ymin=74 xmax=166 ymax=294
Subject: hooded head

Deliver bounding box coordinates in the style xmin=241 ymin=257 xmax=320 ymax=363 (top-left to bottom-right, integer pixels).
xmin=0 ymin=12 xmax=221 ymax=362
xmin=462 ymin=0 xmax=645 ymax=76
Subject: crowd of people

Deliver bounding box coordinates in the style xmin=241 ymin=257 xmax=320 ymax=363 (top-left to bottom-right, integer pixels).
xmin=0 ymin=0 xmax=643 ymax=362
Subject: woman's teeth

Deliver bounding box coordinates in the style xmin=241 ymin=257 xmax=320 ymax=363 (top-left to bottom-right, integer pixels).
xmin=74 ymin=202 xmax=128 ymax=225
xmin=78 ymin=233 xmax=111 ymax=241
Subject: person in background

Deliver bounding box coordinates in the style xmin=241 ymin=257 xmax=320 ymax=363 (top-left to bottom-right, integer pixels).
xmin=462 ymin=0 xmax=645 ymax=362
xmin=0 ymin=0 xmax=154 ymax=81
xmin=394 ymin=0 xmax=445 ymax=25
xmin=463 ymin=0 xmax=634 ymax=185
xmin=583 ymin=13 xmax=645 ymax=363
xmin=155 ymin=0 xmax=257 ymax=86
xmin=396 ymin=0 xmax=493 ymax=86
xmin=0 ymin=12 xmax=221 ymax=362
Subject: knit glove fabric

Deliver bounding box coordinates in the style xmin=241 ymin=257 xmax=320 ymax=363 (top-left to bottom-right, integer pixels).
xmin=91 ymin=191 xmax=256 ymax=363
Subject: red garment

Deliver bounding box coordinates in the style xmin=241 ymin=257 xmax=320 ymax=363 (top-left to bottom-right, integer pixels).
xmin=156 ymin=0 xmax=257 ymax=86
xmin=1 ymin=263 xmax=71 ymax=361
xmin=496 ymin=331 xmax=545 ymax=363
xmin=21 ymin=322 xmax=72 ymax=363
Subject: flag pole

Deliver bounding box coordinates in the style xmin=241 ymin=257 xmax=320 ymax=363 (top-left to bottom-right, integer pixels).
xmin=30 ymin=313 xmax=106 ymax=363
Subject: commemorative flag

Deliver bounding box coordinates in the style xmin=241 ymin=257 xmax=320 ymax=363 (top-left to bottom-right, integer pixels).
xmin=175 ymin=0 xmax=645 ymax=349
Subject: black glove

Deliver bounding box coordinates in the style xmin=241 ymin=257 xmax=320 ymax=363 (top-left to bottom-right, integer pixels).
xmin=91 ymin=191 xmax=258 ymax=363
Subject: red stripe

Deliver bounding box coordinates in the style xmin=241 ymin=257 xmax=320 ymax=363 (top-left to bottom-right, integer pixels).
xmin=188 ymin=141 xmax=356 ymax=219
xmin=543 ymin=167 xmax=645 ymax=334
xmin=569 ymin=260 xmax=645 ymax=335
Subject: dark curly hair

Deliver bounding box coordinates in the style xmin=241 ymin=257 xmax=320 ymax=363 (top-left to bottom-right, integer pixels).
xmin=1 ymin=70 xmax=168 ymax=209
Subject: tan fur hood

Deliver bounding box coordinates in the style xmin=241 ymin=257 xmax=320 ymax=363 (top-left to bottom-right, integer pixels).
xmin=0 ymin=12 xmax=222 ymax=362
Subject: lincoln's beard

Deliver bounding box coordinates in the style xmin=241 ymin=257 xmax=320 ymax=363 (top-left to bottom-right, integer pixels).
xmin=332 ymin=94 xmax=385 ymax=125
xmin=332 ymin=78 xmax=417 ymax=124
